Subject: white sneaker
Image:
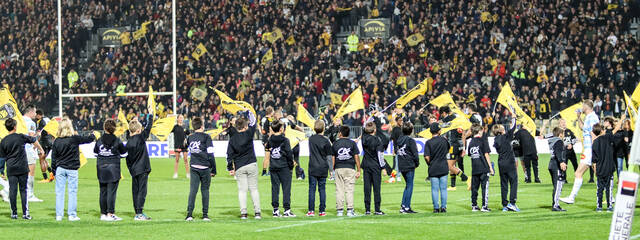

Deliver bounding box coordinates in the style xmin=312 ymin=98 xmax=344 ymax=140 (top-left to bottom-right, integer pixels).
xmin=186 ymin=173 xmax=191 ymax=179
xmin=111 ymin=214 xmax=122 ymax=221
xmin=559 ymin=197 xmax=574 ymax=204
xmin=100 ymin=214 xmax=112 ymax=221
xmin=347 ymin=209 xmax=356 ymax=217
xmin=173 ymin=173 xmax=178 ymax=179
xmin=28 ymin=196 xmax=43 ymax=202
xmin=0 ymin=190 xmax=8 ymax=202
xmin=68 ymin=216 xmax=81 ymax=221
xmin=396 ymin=177 xmax=402 ymax=182
xmin=337 ymin=210 xmax=344 ymax=217
xmin=56 ymin=216 xmax=63 ymax=221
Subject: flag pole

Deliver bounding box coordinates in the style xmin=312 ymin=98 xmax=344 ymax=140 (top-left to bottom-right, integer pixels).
xmin=57 ymin=0 xmax=63 ymax=117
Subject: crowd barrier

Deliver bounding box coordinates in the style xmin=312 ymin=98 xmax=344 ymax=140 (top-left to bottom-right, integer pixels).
xmin=76 ymin=138 xmax=583 ymax=159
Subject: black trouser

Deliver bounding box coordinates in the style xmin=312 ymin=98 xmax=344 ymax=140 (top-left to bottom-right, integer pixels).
xmin=293 ymin=145 xmax=305 ymax=179
xmin=450 ymin=149 xmax=463 ymax=187
xmin=308 ymin=175 xmax=327 ymax=212
xmin=99 ymin=181 xmax=119 ymax=214
xmin=363 ymin=168 xmax=382 ymax=212
xmin=131 ymin=173 xmax=149 ymax=214
xmin=523 ymin=155 xmax=539 ymax=181
xmin=550 ymin=168 xmax=566 ymax=208
xmin=8 ymin=174 xmax=28 ymax=215
xmin=499 ymin=168 xmax=518 ymax=207
xmin=596 ymin=174 xmax=614 ymax=208
xmin=187 ymin=168 xmax=212 ymax=217
xmin=567 ymin=150 xmax=578 ymax=172
xmin=471 ymin=173 xmax=489 ymax=208
xmin=270 ymin=168 xmax=292 ymax=210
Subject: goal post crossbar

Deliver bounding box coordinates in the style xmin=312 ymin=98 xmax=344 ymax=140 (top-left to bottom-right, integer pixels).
xmin=61 ymin=92 xmax=174 ymax=98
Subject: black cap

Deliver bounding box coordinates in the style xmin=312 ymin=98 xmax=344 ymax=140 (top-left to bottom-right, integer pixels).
xmin=430 ymin=123 xmax=441 ymax=134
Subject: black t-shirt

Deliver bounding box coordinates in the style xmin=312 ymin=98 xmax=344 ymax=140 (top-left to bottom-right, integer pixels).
xmin=593 ymin=133 xmax=617 ymax=176
xmin=0 ymin=133 xmax=36 ymax=176
xmin=390 ymin=126 xmax=403 ymax=150
xmin=361 ymin=134 xmax=384 ymax=170
xmin=424 ymin=135 xmax=450 ymax=178
xmin=53 ymin=135 xmax=96 ymax=171
xmin=266 ymin=134 xmax=293 ymax=170
xmin=514 ymin=129 xmax=537 ymax=157
xmin=94 ymin=133 xmax=126 ymax=183
xmin=494 ymin=126 xmax=516 ymax=171
xmin=171 ymin=125 xmax=189 ymax=149
xmin=126 ymin=121 xmax=153 ymax=176
xmin=308 ymin=134 xmax=333 ymax=177
xmin=332 ymin=138 xmax=359 ymax=169
xmin=188 ymin=132 xmax=216 ymax=173
xmin=226 ymin=125 xmax=257 ymax=171
xmin=468 ymin=137 xmax=491 ymax=175
xmin=548 ymin=137 xmax=566 ymax=170
xmin=442 ymin=114 xmax=464 ymax=149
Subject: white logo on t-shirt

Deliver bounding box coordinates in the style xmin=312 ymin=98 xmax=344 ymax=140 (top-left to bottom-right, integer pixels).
xmin=189 ymin=141 xmax=201 ymax=153
xmin=469 ymin=146 xmax=480 ymax=158
xmin=397 ymin=144 xmax=407 ymax=156
xmin=337 ymin=147 xmax=352 ymax=161
xmin=98 ymin=145 xmax=114 ymax=156
xmin=271 ymin=147 xmax=282 ymax=159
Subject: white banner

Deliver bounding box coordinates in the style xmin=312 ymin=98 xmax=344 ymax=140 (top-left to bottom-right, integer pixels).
xmin=76 ymin=137 xmax=581 ymax=159
xmin=609 ymin=171 xmax=638 ymax=239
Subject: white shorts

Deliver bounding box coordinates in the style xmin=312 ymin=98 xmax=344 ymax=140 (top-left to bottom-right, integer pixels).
xmin=580 ymin=149 xmax=592 ymax=166
xmin=26 ymin=149 xmax=38 ymax=165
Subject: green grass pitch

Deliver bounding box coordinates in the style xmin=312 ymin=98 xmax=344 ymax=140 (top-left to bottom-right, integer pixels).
xmin=1 ymin=154 xmax=639 ymax=239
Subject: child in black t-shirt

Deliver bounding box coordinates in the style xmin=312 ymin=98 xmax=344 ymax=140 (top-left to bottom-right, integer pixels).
xmin=468 ymin=124 xmax=494 ymax=212
xmin=592 ymin=117 xmax=622 ymax=212
xmin=332 ymin=126 xmax=360 ymax=217
xmin=492 ymin=118 xmax=519 ymax=212
xmin=185 ymin=117 xmax=216 ymax=221
xmin=361 ymin=121 xmax=387 ymax=215
xmin=548 ymin=127 xmax=568 ymax=212
xmin=263 ymin=120 xmax=295 ymax=218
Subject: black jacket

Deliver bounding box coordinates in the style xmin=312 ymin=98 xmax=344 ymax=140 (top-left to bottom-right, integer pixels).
xmin=514 ymin=129 xmax=537 ymax=158
xmin=593 ymin=133 xmax=617 ymax=176
xmin=126 ymin=120 xmax=153 ymax=176
xmin=396 ymin=135 xmax=419 ymax=172
xmin=188 ymin=132 xmax=216 ymax=174
xmin=548 ymin=137 xmax=566 ymax=171
xmin=266 ymin=134 xmax=293 ymax=170
xmin=94 ymin=133 xmax=126 ymax=183
xmin=361 ymin=133 xmax=385 ymax=170
xmin=227 ymin=119 xmax=258 ymax=171
xmin=308 ymin=134 xmax=332 ymax=177
xmin=52 ymin=134 xmax=96 ymax=171
xmin=424 ymin=135 xmax=450 ymax=178
xmin=0 ymin=133 xmax=36 ymax=176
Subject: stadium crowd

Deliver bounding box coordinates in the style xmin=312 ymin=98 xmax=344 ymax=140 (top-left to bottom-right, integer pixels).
xmin=1 ymin=0 xmax=639 ymax=133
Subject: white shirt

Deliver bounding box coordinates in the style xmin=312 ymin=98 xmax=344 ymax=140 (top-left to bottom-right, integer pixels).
xmin=582 ymin=111 xmax=599 ymax=149
xmin=23 ymin=116 xmax=37 ymax=157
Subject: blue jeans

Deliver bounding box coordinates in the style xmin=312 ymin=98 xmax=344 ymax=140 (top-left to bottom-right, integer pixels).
xmin=401 ymin=170 xmax=415 ymax=208
xmin=56 ymin=167 xmax=79 ymax=217
xmin=430 ymin=175 xmax=448 ymax=209
xmin=308 ymin=175 xmax=327 ymax=212
xmin=617 ymin=158 xmax=624 ymax=177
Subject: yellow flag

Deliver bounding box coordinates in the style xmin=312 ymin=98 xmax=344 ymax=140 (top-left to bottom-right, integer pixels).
xmin=631 ymin=83 xmax=640 ymax=109
xmin=191 ymin=43 xmax=208 ymax=61
xmin=120 ymin=32 xmax=131 ymax=45
xmin=151 ymin=116 xmax=176 ymax=141
xmin=624 ymin=91 xmax=637 ymax=131
xmin=43 ymin=119 xmax=59 ymax=138
xmin=261 ymin=32 xmax=278 ymax=43
xmin=406 ymin=33 xmax=424 ymax=46
xmin=133 ymin=28 xmax=145 ymax=40
xmin=141 ymin=21 xmax=152 ymax=34
xmin=147 ymin=86 xmax=156 ymax=116
xmin=0 ymin=85 xmax=27 ymax=138
xmin=496 ymin=82 xmax=536 ymax=136
xmin=330 ymin=92 xmax=343 ymax=105
xmin=285 ymin=126 xmax=306 ymax=148
xmin=273 ymin=28 xmax=284 ymax=41
xmin=285 ymin=36 xmax=296 ymax=45
xmin=114 ymin=109 xmax=129 ymax=137
xmin=261 ymin=49 xmax=273 ymax=65
xmin=206 ymin=128 xmax=225 ymax=139
xmin=214 ymin=89 xmax=257 ymax=117
xmin=335 ymin=87 xmax=365 ymax=119
xmin=297 ymin=104 xmax=315 ymax=128
xmin=395 ymin=79 xmax=428 ymax=108
xmin=409 ymin=18 xmax=414 ymax=31
xmin=430 ymin=92 xmax=468 ymax=118
xmin=191 ymin=87 xmax=207 ymax=102
xmin=79 ymin=149 xmax=88 ymax=168
xmin=559 ymin=103 xmax=584 ymax=142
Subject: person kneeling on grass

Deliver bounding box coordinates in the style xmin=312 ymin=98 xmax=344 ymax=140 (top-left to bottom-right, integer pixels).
xmin=185 ymin=117 xmax=217 ymax=221
xmin=227 ymin=112 xmax=262 ymax=220
xmin=424 ymin=123 xmax=450 ymax=213
xmin=468 ymin=124 xmax=494 ymax=212
xmin=0 ymin=118 xmax=43 ymax=220
xmin=332 ymin=126 xmax=360 ymax=217
xmin=264 ymin=120 xmax=295 ymax=218
xmin=52 ymin=118 xmax=96 ymax=221
xmin=94 ymin=119 xmax=127 ymax=221
xmin=126 ymin=118 xmax=153 ymax=221
xmin=396 ymin=122 xmax=419 ymax=214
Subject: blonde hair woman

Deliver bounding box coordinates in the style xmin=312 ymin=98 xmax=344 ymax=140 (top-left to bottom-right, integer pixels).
xmin=51 ymin=118 xmax=96 ymax=221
